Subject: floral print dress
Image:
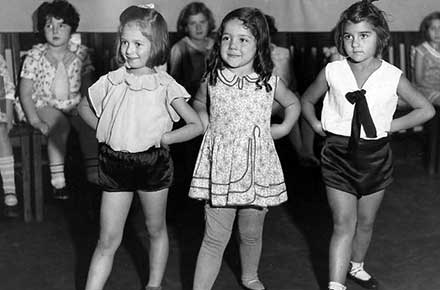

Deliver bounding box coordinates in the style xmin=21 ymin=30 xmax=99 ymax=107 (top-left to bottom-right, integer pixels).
xmin=20 ymin=43 xmax=94 ymax=114
xmin=0 ymin=55 xmax=15 ymax=123
xmin=189 ymin=69 xmax=287 ymax=207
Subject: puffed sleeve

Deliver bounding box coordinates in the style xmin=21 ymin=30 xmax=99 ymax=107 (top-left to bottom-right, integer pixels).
xmin=88 ymin=75 xmax=109 ymax=117
xmin=166 ymin=79 xmax=190 ymax=122
xmin=20 ymin=54 xmax=38 ymax=81
xmin=76 ymin=45 xmax=95 ymax=76
xmin=0 ymin=55 xmax=15 ymax=100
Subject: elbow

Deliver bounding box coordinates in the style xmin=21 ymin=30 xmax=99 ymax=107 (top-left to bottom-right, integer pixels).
xmin=426 ymin=105 xmax=436 ymax=121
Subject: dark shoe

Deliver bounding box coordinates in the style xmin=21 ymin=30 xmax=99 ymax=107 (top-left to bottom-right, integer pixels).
xmin=348 ymin=271 xmax=379 ymax=289
xmin=52 ymin=187 xmax=70 ymax=200
xmin=4 ymin=204 xmax=20 ymax=218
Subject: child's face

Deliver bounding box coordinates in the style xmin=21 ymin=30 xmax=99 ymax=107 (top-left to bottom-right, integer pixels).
xmin=220 ymin=18 xmax=257 ymax=75
xmin=120 ymin=22 xmax=152 ymax=74
xmin=427 ymin=19 xmax=440 ymax=44
xmin=44 ymin=17 xmax=72 ymax=48
xmin=186 ymin=13 xmax=209 ymax=41
xmin=342 ymin=20 xmax=378 ymax=63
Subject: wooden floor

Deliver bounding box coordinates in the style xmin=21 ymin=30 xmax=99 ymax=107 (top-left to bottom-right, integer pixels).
xmin=1 ymin=135 xmax=439 ymax=290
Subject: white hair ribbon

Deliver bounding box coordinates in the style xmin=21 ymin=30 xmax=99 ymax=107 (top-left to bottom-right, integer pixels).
xmin=137 ymin=3 xmax=155 ymax=9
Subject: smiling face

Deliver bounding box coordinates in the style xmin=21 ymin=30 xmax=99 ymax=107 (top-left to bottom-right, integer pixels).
xmin=220 ymin=18 xmax=257 ymax=76
xmin=343 ymin=20 xmax=378 ymax=63
xmin=186 ymin=13 xmax=209 ymax=41
xmin=44 ymin=17 xmax=72 ymax=48
xmin=120 ymin=22 xmax=153 ymax=75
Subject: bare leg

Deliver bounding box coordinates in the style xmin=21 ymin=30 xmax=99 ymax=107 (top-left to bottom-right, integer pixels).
xmin=327 ymin=187 xmax=357 ymax=284
xmin=138 ymin=188 xmax=169 ymax=287
xmin=351 ymin=190 xmax=384 ymax=262
xmin=85 ymin=191 xmax=134 ymax=290
xmin=37 ymin=107 xmax=71 ymax=189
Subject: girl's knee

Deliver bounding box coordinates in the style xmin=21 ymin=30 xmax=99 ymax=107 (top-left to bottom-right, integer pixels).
xmin=96 ymin=233 xmax=123 ymax=253
xmin=145 ymin=220 xmax=167 ymax=239
xmin=333 ymin=215 xmax=357 ymax=235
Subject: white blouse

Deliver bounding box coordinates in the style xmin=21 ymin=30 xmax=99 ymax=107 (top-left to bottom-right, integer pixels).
xmin=321 ymin=59 xmax=402 ymax=139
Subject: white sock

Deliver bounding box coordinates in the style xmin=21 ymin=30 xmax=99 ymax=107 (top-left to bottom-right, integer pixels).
xmin=328 ymin=281 xmax=346 ymax=290
xmin=350 ymin=261 xmax=372 ymax=281
xmin=50 ymin=163 xmax=66 ymax=189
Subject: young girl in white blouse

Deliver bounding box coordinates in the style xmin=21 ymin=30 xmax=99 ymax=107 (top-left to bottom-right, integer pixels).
xmin=301 ymin=1 xmax=435 ymax=290
xmin=78 ymin=5 xmax=202 ymax=290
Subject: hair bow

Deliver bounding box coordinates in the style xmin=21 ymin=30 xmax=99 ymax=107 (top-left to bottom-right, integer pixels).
xmin=137 ymin=3 xmax=155 ymax=9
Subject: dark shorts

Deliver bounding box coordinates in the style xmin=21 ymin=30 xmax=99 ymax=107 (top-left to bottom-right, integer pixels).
xmin=321 ymin=133 xmax=393 ymax=198
xmin=98 ymin=143 xmax=173 ymax=192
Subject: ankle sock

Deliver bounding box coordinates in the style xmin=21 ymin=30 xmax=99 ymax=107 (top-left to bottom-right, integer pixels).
xmin=328 ymin=281 xmax=346 ymax=290
xmin=0 ymin=156 xmax=16 ymax=199
xmin=242 ymin=278 xmax=265 ymax=290
xmin=350 ymin=261 xmax=371 ymax=281
xmin=50 ymin=163 xmax=66 ymax=189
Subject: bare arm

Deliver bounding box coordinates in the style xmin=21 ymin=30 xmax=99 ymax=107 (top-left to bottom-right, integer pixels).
xmin=192 ymin=80 xmax=210 ymax=131
xmin=271 ymin=78 xmax=301 ymax=140
xmin=161 ymin=98 xmax=203 ymax=145
xmin=78 ymin=96 xmax=98 ymax=130
xmin=390 ymin=75 xmax=435 ymax=132
xmin=301 ymin=68 xmax=329 ymax=136
xmin=413 ymin=48 xmax=426 ymax=87
xmin=19 ymin=78 xmax=49 ymax=135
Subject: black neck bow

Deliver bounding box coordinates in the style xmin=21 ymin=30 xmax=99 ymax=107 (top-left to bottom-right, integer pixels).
xmin=345 ymin=89 xmax=377 ymax=152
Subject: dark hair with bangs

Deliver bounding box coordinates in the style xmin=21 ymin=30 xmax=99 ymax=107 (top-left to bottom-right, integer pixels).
xmin=36 ymin=0 xmax=80 ymax=36
xmin=419 ymin=11 xmax=440 ymax=42
xmin=177 ymin=2 xmax=216 ymax=37
xmin=205 ymin=7 xmax=274 ymax=92
xmin=117 ymin=5 xmax=169 ymax=68
xmin=334 ymin=0 xmax=390 ymax=57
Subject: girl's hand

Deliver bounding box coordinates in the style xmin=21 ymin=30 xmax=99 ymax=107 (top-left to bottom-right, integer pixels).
xmin=312 ymin=121 xmax=326 ymax=137
xmin=160 ymin=132 xmax=170 ymax=148
xmin=270 ymin=123 xmax=289 ymax=140
xmin=32 ymin=120 xmax=49 ymax=136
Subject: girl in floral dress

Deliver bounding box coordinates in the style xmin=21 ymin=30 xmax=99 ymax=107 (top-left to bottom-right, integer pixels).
xmin=189 ymin=7 xmax=300 ymax=290
xmin=19 ymin=0 xmax=98 ymax=199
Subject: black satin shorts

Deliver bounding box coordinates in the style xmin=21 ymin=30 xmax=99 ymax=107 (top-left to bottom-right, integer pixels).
xmin=98 ymin=143 xmax=173 ymax=192
xmin=321 ymin=132 xmax=393 ymax=198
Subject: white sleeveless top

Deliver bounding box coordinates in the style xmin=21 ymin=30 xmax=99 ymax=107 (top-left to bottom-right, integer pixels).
xmin=321 ymin=59 xmax=402 ymax=139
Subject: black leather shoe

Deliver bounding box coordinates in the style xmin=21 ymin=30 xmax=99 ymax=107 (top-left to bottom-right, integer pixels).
xmin=52 ymin=187 xmax=70 ymax=200
xmin=4 ymin=204 xmax=20 ymax=218
xmin=347 ymin=272 xmax=379 ymax=289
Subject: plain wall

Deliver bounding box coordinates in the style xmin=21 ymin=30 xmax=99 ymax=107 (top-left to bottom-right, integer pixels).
xmin=0 ymin=0 xmax=439 ymax=32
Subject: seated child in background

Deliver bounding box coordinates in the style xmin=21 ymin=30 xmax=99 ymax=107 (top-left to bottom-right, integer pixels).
xmin=0 ymin=54 xmax=19 ymax=218
xmin=169 ymin=1 xmax=215 ymax=97
xmin=266 ymin=14 xmax=320 ymax=167
xmin=19 ymin=0 xmax=99 ymax=200
xmin=168 ymin=2 xmax=216 ymax=191
xmin=411 ymin=11 xmax=440 ymax=106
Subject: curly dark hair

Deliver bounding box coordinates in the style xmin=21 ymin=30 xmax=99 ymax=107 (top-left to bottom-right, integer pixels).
xmin=117 ymin=5 xmax=169 ymax=67
xmin=36 ymin=0 xmax=80 ymax=35
xmin=334 ymin=0 xmax=390 ymax=58
xmin=205 ymin=7 xmax=274 ymax=92
xmin=419 ymin=11 xmax=440 ymax=42
xmin=177 ymin=2 xmax=216 ymax=37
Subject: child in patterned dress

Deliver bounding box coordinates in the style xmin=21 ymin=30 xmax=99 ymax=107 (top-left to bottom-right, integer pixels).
xmin=19 ymin=0 xmax=98 ymax=200
xmin=411 ymin=11 xmax=440 ymax=105
xmin=189 ymin=7 xmax=301 ymax=290
xmin=78 ymin=5 xmax=203 ymax=290
xmin=0 ymin=54 xmax=19 ymax=217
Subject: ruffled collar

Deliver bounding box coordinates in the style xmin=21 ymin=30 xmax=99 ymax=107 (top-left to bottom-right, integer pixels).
xmin=217 ymin=68 xmax=259 ymax=89
xmin=107 ymin=66 xmax=172 ymax=91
